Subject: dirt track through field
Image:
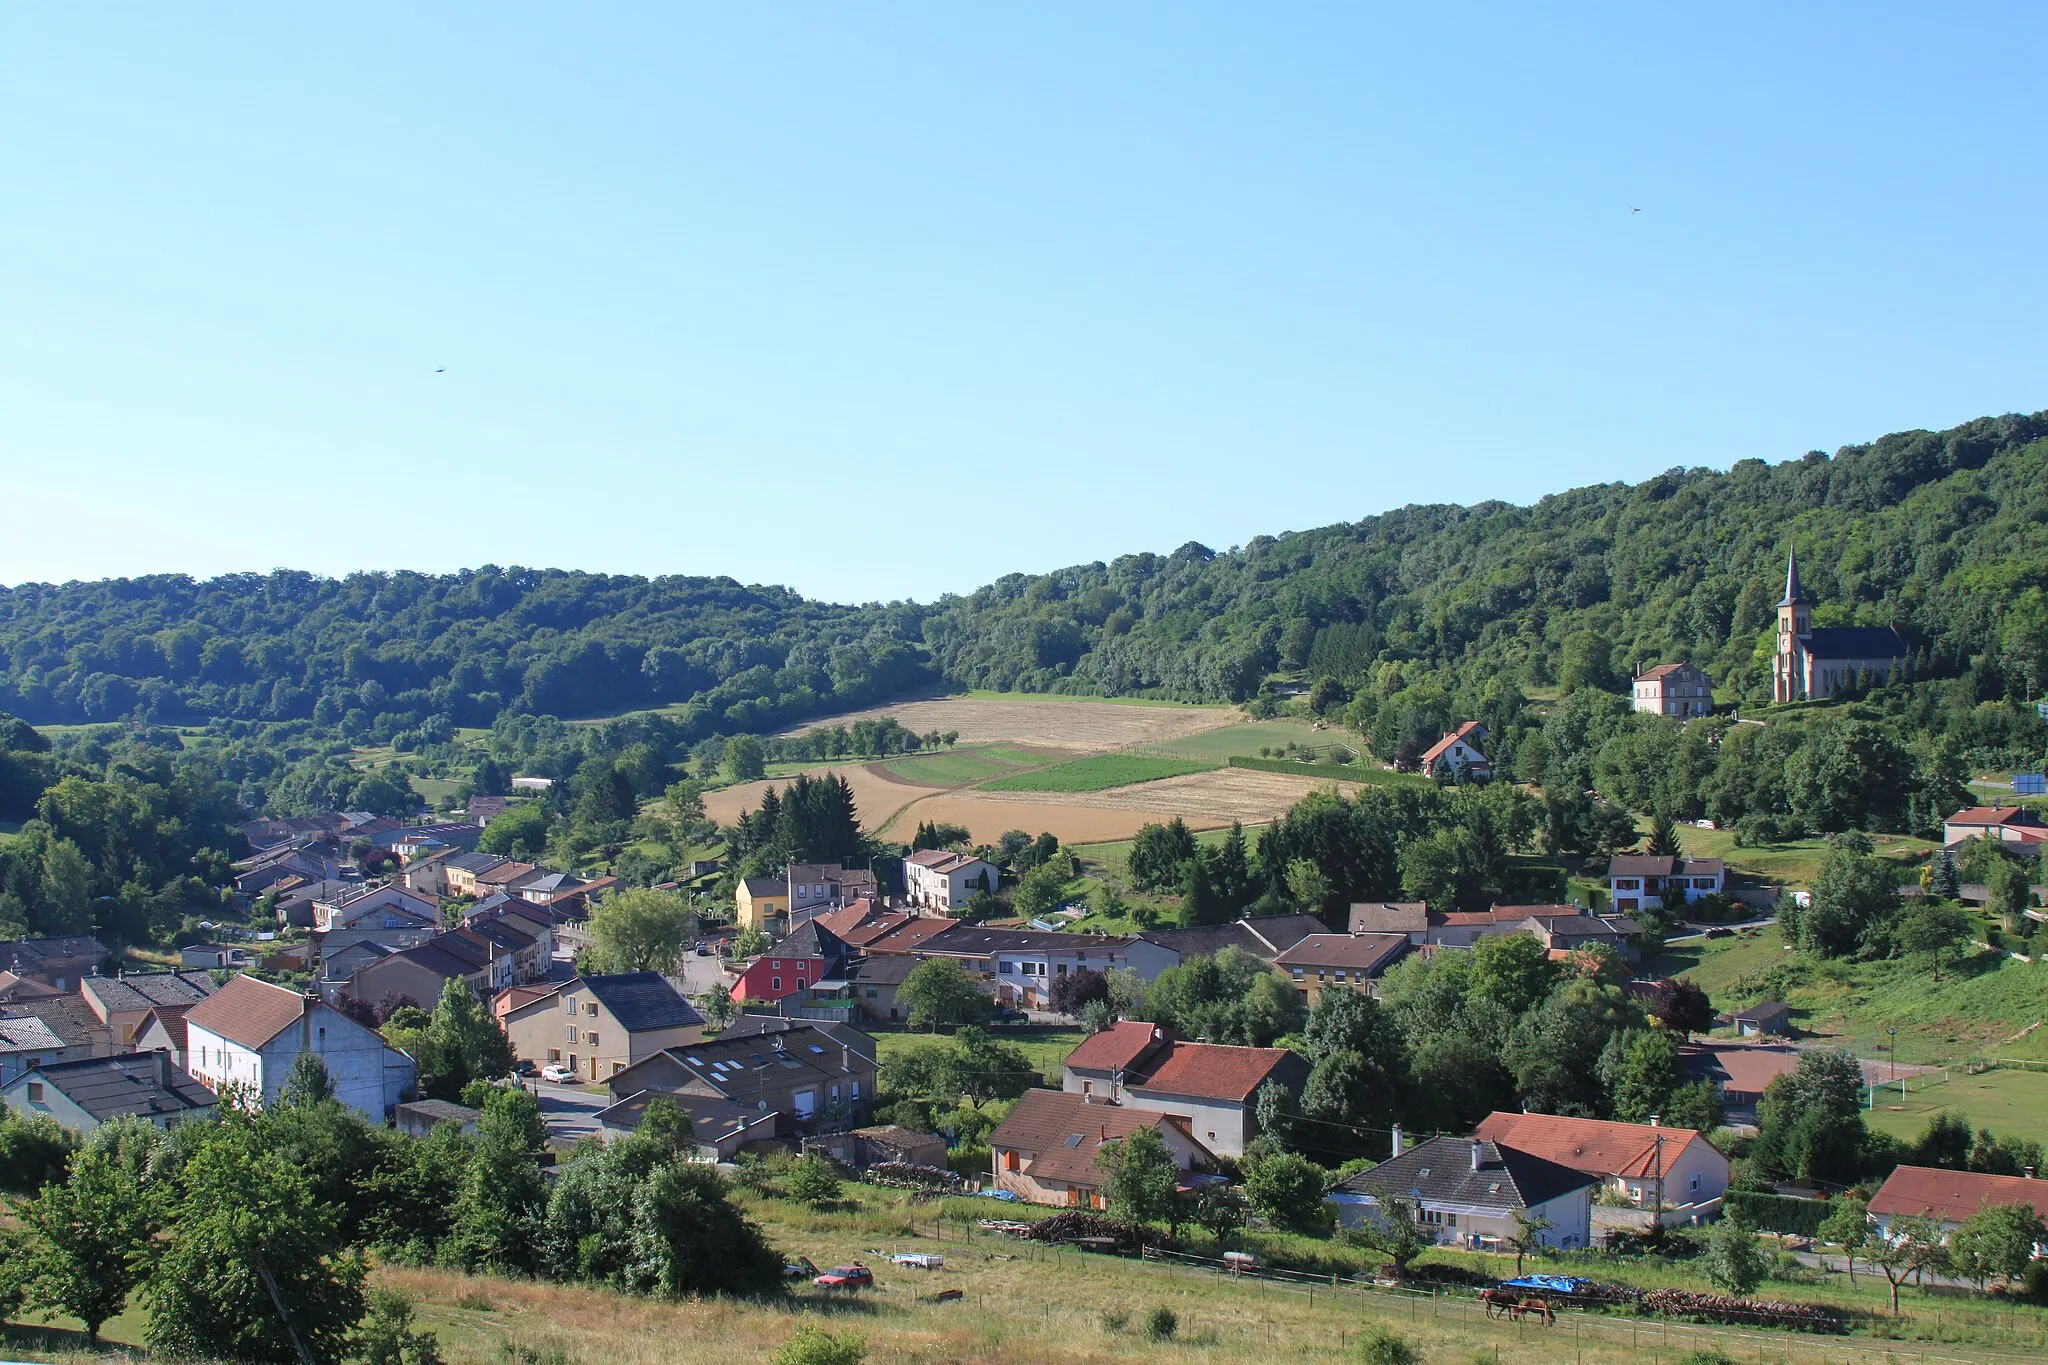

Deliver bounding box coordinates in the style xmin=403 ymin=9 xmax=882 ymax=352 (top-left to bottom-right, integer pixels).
xmin=778 ymin=696 xmax=1240 ymax=751
xmin=874 ymin=768 xmax=1360 ymax=844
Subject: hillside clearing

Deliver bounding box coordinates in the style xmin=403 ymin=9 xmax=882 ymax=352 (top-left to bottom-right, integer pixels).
xmin=777 ymin=695 xmax=1241 ymax=751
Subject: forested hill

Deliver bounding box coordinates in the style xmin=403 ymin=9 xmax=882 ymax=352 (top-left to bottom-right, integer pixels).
xmin=3 ymin=409 xmax=2046 ymax=745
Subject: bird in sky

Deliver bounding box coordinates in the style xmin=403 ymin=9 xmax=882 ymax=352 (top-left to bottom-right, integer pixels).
xmin=1630 ymin=206 xmax=1642 ymax=213
xmin=434 ymin=368 xmax=446 ymax=373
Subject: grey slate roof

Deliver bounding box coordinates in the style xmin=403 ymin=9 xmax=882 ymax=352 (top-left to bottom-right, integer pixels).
xmin=776 ymin=920 xmax=847 ymax=965
xmin=12 ymin=1053 xmax=215 ymax=1121
xmin=4 ymin=997 xmax=101 ymax=1049
xmin=1138 ymin=914 xmax=1329 ymax=961
xmin=719 ymin=1013 xmax=878 ymax=1063
xmin=580 ymin=973 xmax=705 ymax=1033
xmin=0 ymin=1015 xmax=64 ymax=1054
xmin=446 ymin=851 xmax=510 ymax=875
xmin=843 ymin=954 xmax=916 ymax=986
xmin=82 ymin=971 xmax=216 ymax=1014
xmin=1334 ymin=1135 xmax=1596 ymax=1212
xmin=1797 ymin=626 xmax=1908 ymax=661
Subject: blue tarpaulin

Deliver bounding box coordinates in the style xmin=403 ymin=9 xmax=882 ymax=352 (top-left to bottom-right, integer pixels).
xmin=1502 ymin=1275 xmax=1590 ymax=1295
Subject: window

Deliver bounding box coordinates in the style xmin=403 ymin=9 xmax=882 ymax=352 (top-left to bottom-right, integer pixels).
xmin=999 ymin=961 xmax=1014 ymax=974
xmin=1003 ymin=1150 xmax=1019 ymax=1171
xmin=586 ymin=1032 xmax=600 ymax=1047
xmin=772 ymin=960 xmax=782 ymax=970
xmin=566 ymin=1025 xmax=579 ymax=1043
xmin=1290 ymin=967 xmax=1304 ymax=979
xmin=1689 ymin=1176 xmax=1701 ymax=1192
xmin=564 ymin=997 xmax=576 ymax=1014
xmin=26 ymin=1082 xmax=42 ymax=1103
xmin=586 ymin=1003 xmax=598 ymax=1016
xmin=548 ymin=1049 xmax=561 ymax=1062
xmin=772 ymin=977 xmax=782 ymax=992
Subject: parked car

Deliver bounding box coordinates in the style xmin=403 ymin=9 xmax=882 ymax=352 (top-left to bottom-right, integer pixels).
xmin=540 ymin=1064 xmax=573 ymax=1083
xmin=782 ymin=1256 xmax=819 ymax=1280
xmin=814 ymin=1264 xmax=874 ymax=1290
xmin=988 ymin=1007 xmax=1028 ymax=1025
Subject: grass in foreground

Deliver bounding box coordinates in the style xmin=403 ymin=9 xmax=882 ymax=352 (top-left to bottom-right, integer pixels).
xmin=981 ymin=755 xmax=1216 ymax=794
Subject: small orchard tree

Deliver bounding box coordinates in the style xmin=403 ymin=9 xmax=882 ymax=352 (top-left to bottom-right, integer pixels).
xmin=1508 ymin=1209 xmax=1551 ymax=1275
xmin=21 ymin=1140 xmax=160 ymax=1343
xmin=1868 ymin=1211 xmax=1950 ymax=1315
xmin=783 ymin=1155 xmax=843 ymax=1209
xmin=1348 ymin=1196 xmax=1428 ymax=1279
xmin=898 ymin=958 xmax=988 ymax=1031
xmin=1700 ymin=1215 xmax=1767 ymax=1296
xmin=1950 ymin=1200 xmax=2046 ymax=1291
xmin=1241 ymin=1151 xmax=1327 ymax=1233
xmin=1096 ymin=1126 xmax=1182 ymax=1234
xmin=1816 ymin=1195 xmax=1870 ymax=1285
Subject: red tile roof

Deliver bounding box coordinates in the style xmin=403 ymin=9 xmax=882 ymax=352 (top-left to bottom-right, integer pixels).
xmin=860 ymin=917 xmax=960 ymax=955
xmin=989 ymin=1089 xmax=1204 ymax=1188
xmin=1945 ymin=807 xmax=2046 ymax=829
xmin=1473 ymin=1111 xmax=1711 ymax=1181
xmin=182 ymin=974 xmax=310 ymax=1051
xmin=1870 ymin=1165 xmax=2048 ymax=1225
xmin=1136 ymin=1042 xmax=1297 ymax=1104
xmin=1064 ymin=1021 xmax=1169 ymax=1075
xmin=1421 ymin=721 xmax=1487 ymax=768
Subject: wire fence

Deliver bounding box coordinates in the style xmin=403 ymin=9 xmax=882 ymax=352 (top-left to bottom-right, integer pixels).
xmin=900 ymin=1215 xmax=2048 ymax=1365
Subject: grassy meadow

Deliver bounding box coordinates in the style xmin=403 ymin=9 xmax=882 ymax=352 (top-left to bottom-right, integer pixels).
xmin=981 ymin=755 xmax=1217 ymax=794
xmin=879 ymin=745 xmax=1054 ymax=787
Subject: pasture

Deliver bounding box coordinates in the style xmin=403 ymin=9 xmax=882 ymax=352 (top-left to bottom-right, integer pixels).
xmin=1135 ymin=718 xmax=1336 ymax=762
xmin=980 ymin=755 xmax=1216 ymax=794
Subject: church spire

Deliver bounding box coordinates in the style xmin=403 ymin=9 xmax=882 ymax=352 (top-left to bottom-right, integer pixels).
xmin=1780 ymin=547 xmax=1804 ymax=607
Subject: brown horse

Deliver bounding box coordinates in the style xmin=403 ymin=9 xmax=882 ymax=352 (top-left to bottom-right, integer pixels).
xmin=1478 ymin=1287 xmax=1520 ymax=1319
xmin=1513 ymin=1297 xmax=1556 ymax=1326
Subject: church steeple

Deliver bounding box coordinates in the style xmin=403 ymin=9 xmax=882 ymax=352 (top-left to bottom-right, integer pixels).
xmin=1779 ymin=547 xmax=1805 ymax=607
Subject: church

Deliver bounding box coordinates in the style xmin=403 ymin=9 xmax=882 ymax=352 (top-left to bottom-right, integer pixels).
xmin=1772 ymin=550 xmax=1909 ymax=703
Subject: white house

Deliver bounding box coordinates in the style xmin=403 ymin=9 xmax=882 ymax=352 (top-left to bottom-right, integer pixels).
xmin=1473 ymin=1111 xmax=1728 ymax=1211
xmin=1869 ymin=1165 xmax=2048 ymax=1243
xmin=1605 ymin=855 xmax=1725 ymax=912
xmin=1632 ymin=663 xmax=1714 ymax=720
xmin=1420 ymin=722 xmax=1491 ymax=779
xmin=1326 ymin=1134 xmax=1596 ymax=1251
xmin=0 ymin=1052 xmax=216 ymax=1133
xmin=312 ymin=882 xmax=442 ymax=935
xmin=903 ymin=850 xmax=998 ymax=912
xmin=182 ymin=974 xmax=415 ymax=1119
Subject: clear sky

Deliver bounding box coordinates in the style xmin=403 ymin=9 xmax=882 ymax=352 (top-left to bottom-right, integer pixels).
xmin=4 ymin=5 xmax=2044 ymax=603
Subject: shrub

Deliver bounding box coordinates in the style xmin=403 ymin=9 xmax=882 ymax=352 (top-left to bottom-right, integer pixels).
xmin=1676 ymin=1352 xmax=1733 ymax=1365
xmin=355 ymin=1288 xmax=444 ymax=1365
xmin=783 ymin=1155 xmax=843 ymax=1208
xmin=1099 ymin=1308 xmax=1130 ymax=1334
xmin=1355 ymin=1325 xmax=1420 ymax=1364
xmin=772 ymin=1327 xmax=866 ymax=1365
xmin=1142 ymin=1306 xmax=1178 ymax=1341
xmin=2025 ymin=1259 xmax=2048 ymax=1305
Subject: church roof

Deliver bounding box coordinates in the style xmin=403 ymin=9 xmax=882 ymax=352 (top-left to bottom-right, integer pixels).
xmin=1796 ymin=626 xmax=1908 ymax=662
xmin=1780 ymin=548 xmax=1805 ymax=607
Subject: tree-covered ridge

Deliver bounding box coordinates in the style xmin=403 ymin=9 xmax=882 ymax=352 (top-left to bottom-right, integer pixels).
xmin=4 ymin=410 xmax=2045 ymax=739
xmin=0 ymin=567 xmax=931 ymax=739
xmin=921 ymin=411 xmax=2048 ymax=700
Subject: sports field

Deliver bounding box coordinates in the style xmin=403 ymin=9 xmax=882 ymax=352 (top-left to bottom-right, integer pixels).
xmin=1862 ymin=1065 xmax=2048 ymax=1144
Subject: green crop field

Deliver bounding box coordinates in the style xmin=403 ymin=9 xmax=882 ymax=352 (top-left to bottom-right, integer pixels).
xmin=1863 ymin=1065 xmax=2048 ymax=1143
xmin=1137 ymin=718 xmax=1338 ymax=762
xmin=879 ymin=745 xmax=1051 ymax=786
xmin=980 ymin=754 xmax=1216 ymax=793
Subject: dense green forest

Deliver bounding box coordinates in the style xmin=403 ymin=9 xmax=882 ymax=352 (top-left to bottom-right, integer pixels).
xmin=4 ymin=411 xmax=2046 ymax=758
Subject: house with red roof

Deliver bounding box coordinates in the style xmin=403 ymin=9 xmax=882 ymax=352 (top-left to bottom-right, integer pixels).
xmin=1869 ymin=1164 xmax=2048 ymax=1243
xmin=988 ymin=1088 xmax=1215 ymax=1207
xmin=1941 ymin=806 xmax=2048 ymax=851
xmin=1419 ymin=722 xmax=1490 ymax=779
xmin=1473 ymin=1111 xmax=1728 ymax=1211
xmin=1060 ymin=1021 xmax=1307 ymax=1157
xmin=1632 ymin=662 xmax=1713 ymax=720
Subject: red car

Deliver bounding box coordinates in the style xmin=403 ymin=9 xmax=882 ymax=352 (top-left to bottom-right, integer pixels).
xmin=813 ymin=1264 xmax=874 ymax=1290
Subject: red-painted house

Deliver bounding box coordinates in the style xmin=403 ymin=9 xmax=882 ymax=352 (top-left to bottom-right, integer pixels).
xmin=728 ymin=921 xmax=845 ymax=1005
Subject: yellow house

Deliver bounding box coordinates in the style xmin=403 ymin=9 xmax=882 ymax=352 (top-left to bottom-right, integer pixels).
xmin=736 ymin=876 xmax=788 ymax=933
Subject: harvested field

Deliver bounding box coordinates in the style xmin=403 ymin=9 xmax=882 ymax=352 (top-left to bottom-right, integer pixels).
xmin=877 ymin=768 xmax=1357 ymax=844
xmin=702 ymin=761 xmax=939 ymax=832
xmin=779 ymin=695 xmax=1239 ymax=752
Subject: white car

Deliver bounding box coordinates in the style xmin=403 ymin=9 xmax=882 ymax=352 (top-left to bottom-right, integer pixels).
xmin=541 ymin=1064 xmax=574 ymax=1083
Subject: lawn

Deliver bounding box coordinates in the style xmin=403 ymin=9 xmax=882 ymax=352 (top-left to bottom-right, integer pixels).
xmin=980 ymin=755 xmax=1216 ymax=794
xmin=1676 ymin=826 xmax=1937 ymax=889
xmin=1862 ymin=1064 xmax=2048 ymax=1144
xmin=1135 ymin=718 xmax=1338 ymax=763
xmin=873 ymin=1026 xmax=1087 ymax=1087
xmin=879 ymin=745 xmax=1052 ymax=787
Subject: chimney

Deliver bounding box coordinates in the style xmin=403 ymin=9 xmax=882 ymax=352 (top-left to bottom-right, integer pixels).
xmin=157 ymin=1048 xmax=174 ymax=1090
xmin=1649 ymin=1115 xmax=1660 ymax=1127
xmin=1470 ymin=1139 xmax=1484 ymax=1172
xmin=2029 ymin=1167 xmax=2039 ymax=1181
xmin=1390 ymin=1124 xmax=1403 ymax=1157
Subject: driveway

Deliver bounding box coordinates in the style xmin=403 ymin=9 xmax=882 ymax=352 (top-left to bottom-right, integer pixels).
xmin=531 ymin=1078 xmax=610 ymax=1145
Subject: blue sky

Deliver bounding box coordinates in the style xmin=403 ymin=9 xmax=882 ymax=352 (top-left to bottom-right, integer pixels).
xmin=4 ymin=5 xmax=2044 ymax=602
